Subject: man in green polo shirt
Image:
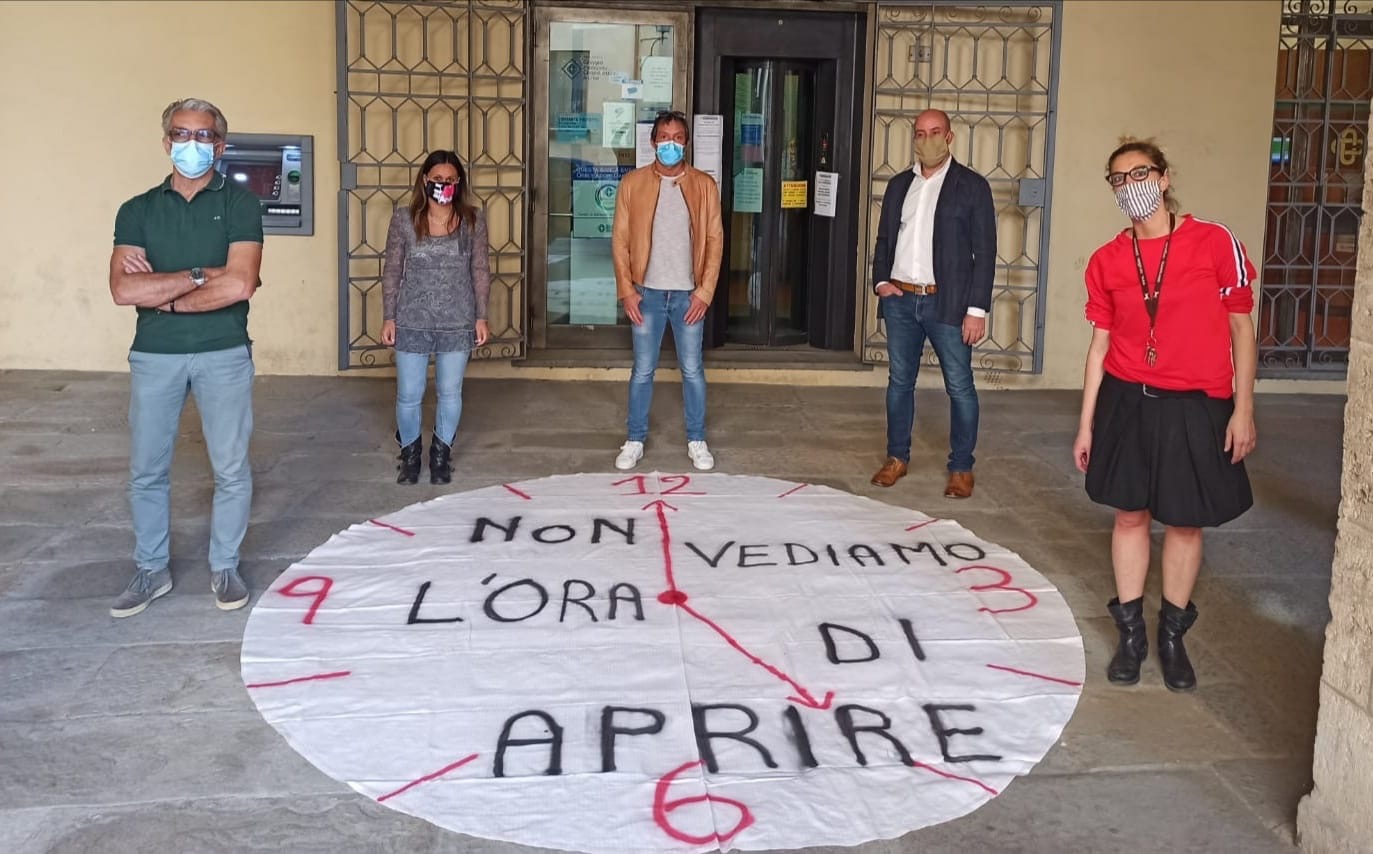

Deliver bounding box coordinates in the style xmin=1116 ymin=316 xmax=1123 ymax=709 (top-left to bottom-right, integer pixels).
xmin=107 ymin=98 xmax=264 ymax=618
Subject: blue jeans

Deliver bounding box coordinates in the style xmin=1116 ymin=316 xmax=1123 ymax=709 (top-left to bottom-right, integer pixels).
xmin=882 ymin=292 xmax=978 ymax=471
xmin=627 ymin=287 xmax=706 ymax=442
xmin=128 ymin=345 xmax=254 ymax=573
xmin=395 ymin=349 xmax=471 ymax=445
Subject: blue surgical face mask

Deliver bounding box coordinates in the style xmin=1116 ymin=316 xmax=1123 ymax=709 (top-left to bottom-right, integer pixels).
xmin=170 ymin=140 xmax=216 ymax=179
xmin=656 ymin=140 xmax=685 ymax=167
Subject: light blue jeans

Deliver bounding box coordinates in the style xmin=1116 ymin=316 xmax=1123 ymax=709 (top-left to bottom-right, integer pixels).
xmin=128 ymin=345 xmax=254 ymax=573
xmin=395 ymin=349 xmax=471 ymax=446
xmin=627 ymin=287 xmax=706 ymax=442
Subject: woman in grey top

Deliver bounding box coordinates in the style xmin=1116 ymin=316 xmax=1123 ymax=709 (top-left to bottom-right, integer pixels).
xmin=380 ymin=150 xmax=492 ymax=484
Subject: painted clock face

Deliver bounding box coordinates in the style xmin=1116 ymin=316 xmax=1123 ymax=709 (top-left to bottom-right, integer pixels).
xmin=241 ymin=473 xmax=1084 ymax=853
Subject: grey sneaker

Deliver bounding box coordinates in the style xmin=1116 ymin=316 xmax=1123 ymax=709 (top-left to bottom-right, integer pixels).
xmin=211 ymin=568 xmax=250 ymax=611
xmin=109 ymin=568 xmax=173 ymax=618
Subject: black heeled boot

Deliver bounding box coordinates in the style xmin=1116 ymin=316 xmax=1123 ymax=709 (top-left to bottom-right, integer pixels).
xmin=1106 ymin=596 xmax=1148 ymax=685
xmin=429 ymin=434 xmax=453 ymax=485
xmin=1158 ymin=599 xmax=1199 ymax=693
xmin=395 ymin=431 xmax=422 ymax=484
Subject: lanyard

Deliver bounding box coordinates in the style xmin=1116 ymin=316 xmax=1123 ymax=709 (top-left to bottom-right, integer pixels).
xmin=1130 ymin=213 xmax=1175 ymax=366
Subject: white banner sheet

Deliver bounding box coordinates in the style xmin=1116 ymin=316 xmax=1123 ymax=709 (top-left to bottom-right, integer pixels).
xmin=242 ymin=473 xmax=1084 ymax=852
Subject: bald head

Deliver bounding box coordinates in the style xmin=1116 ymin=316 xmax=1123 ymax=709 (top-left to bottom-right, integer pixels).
xmin=917 ymin=109 xmax=950 ymax=134
xmin=915 ymin=109 xmax=951 ymax=135
xmin=912 ymin=109 xmax=954 ymax=173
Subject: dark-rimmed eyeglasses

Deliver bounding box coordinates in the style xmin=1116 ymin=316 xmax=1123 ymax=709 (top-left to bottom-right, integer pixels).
xmin=1105 ymin=165 xmax=1162 ymax=187
xmin=168 ymin=127 xmax=220 ymax=144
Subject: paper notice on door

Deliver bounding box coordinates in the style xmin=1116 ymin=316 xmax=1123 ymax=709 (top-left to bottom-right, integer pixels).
xmin=602 ymin=102 xmax=635 ymax=149
xmin=693 ymin=114 xmax=724 ymax=189
xmin=813 ymin=171 xmax=839 ymax=217
xmin=640 ymin=55 xmax=674 ymax=104
xmin=733 ymin=167 xmax=763 ymax=213
xmin=635 ymin=122 xmax=656 ymax=168
xmin=781 ymin=180 xmax=808 ymax=209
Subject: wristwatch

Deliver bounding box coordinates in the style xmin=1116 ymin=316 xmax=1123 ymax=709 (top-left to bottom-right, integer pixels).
xmin=190 ymin=267 xmax=206 ymax=288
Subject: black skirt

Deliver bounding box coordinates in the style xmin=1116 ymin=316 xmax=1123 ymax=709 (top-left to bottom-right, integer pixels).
xmin=1085 ymin=372 xmax=1253 ymax=528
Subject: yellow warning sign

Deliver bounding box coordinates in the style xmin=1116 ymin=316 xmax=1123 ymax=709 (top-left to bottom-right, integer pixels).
xmin=780 ymin=180 xmax=808 ymax=208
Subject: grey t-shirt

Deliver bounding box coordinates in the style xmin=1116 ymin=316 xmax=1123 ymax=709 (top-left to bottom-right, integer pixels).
xmin=641 ymin=176 xmax=695 ymax=291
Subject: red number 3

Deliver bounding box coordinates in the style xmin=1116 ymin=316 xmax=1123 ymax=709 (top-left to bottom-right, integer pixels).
xmin=955 ymin=565 xmax=1038 ymax=614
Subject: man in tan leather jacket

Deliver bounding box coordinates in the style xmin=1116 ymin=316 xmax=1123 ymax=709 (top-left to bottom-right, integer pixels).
xmin=610 ymin=110 xmax=724 ymax=472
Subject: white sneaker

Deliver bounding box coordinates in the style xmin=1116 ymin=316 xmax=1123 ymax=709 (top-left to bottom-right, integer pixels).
xmin=687 ymin=441 xmax=715 ymax=471
xmin=615 ymin=440 xmax=644 ymax=470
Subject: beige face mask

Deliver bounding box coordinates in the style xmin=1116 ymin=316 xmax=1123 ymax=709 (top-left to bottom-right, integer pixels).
xmin=915 ymin=134 xmax=950 ymax=167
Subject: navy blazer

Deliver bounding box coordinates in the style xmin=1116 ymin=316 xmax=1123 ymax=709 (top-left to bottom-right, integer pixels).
xmin=871 ymin=158 xmax=997 ymax=327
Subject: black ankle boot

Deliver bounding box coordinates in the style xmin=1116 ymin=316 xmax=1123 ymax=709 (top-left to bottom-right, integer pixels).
xmin=429 ymin=434 xmax=452 ymax=485
xmin=1158 ymin=599 xmax=1199 ymax=693
xmin=395 ymin=431 xmax=422 ymax=484
xmin=1106 ymin=596 xmax=1148 ymax=685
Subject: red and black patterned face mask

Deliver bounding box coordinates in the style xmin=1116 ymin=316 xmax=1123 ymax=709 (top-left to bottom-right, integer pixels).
xmin=425 ymin=180 xmax=456 ymax=205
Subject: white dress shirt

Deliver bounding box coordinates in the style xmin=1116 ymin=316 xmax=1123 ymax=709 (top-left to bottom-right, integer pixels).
xmin=882 ymin=158 xmax=986 ymax=318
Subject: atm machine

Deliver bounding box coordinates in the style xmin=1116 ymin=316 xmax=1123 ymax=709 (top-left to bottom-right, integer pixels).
xmin=215 ymin=133 xmax=314 ymax=235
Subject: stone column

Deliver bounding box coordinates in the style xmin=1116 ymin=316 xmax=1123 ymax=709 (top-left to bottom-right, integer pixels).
xmin=1297 ymin=105 xmax=1373 ymax=854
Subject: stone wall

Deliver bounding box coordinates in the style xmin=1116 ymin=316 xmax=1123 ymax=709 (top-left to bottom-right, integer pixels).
xmin=1297 ymin=104 xmax=1373 ymax=854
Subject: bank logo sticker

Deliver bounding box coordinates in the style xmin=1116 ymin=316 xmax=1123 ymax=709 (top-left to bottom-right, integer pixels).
xmin=241 ymin=473 xmax=1084 ymax=852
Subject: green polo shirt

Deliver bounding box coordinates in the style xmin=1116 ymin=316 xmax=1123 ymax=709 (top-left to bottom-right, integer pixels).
xmin=113 ymin=172 xmax=264 ymax=354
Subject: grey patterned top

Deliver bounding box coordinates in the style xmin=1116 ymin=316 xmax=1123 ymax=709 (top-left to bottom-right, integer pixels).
xmin=381 ymin=207 xmax=491 ymax=354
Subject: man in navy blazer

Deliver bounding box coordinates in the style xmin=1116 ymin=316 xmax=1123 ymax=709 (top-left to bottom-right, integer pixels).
xmin=870 ymin=109 xmax=997 ymax=498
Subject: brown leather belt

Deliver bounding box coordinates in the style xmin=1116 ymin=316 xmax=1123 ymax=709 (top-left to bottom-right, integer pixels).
xmin=890 ymin=278 xmax=938 ymax=295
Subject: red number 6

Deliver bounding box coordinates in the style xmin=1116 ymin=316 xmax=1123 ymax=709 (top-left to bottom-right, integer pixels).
xmin=652 ymin=760 xmax=754 ymax=845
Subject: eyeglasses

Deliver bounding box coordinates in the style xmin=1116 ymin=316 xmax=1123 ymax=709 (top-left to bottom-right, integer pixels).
xmin=168 ymin=127 xmax=220 ymax=144
xmin=655 ymin=111 xmax=687 ymax=122
xmin=1105 ymin=165 xmax=1162 ymax=187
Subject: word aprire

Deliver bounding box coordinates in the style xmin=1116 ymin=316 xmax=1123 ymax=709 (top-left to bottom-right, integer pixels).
xmin=399 ymin=513 xmax=1003 ymax=778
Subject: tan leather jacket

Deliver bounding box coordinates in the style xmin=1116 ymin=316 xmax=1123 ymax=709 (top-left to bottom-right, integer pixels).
xmin=611 ymin=164 xmax=724 ymax=305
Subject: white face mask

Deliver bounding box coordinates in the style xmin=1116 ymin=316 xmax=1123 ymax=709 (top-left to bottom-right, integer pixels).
xmin=1115 ymin=179 xmax=1163 ymax=221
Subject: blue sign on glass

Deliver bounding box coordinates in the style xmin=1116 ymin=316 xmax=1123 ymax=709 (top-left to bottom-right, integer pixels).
xmin=571 ymin=163 xmax=633 ymax=181
xmin=740 ymin=112 xmax=764 ymax=146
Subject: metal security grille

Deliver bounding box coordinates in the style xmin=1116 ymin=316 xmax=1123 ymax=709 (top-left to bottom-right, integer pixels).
xmin=1260 ymin=0 xmax=1372 ymax=375
xmin=864 ymin=2 xmax=1059 ymax=374
xmin=336 ymin=0 xmax=527 ymax=369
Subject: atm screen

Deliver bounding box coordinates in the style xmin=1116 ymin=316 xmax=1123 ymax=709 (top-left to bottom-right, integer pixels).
xmin=226 ymin=163 xmax=280 ymax=200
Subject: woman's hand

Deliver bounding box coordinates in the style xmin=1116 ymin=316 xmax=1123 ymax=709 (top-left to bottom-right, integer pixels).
xmin=1224 ymin=410 xmax=1257 ymax=463
xmin=380 ymin=319 xmax=396 ymax=346
xmin=475 ymin=319 xmax=490 ymax=347
xmin=1072 ymin=427 xmax=1092 ymax=473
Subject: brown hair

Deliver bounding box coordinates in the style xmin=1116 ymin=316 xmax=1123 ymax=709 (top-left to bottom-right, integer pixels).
xmin=408 ymin=150 xmax=478 ymax=238
xmin=1106 ymin=137 xmax=1179 ymax=213
xmin=651 ymin=110 xmax=690 ymax=142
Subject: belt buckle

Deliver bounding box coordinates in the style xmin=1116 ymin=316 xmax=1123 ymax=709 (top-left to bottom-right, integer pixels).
xmin=1141 ymin=383 xmax=1159 ymax=398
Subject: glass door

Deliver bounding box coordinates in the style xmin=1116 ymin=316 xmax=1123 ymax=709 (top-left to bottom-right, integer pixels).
xmin=723 ymin=59 xmax=816 ymax=346
xmin=531 ymin=8 xmax=691 ymax=349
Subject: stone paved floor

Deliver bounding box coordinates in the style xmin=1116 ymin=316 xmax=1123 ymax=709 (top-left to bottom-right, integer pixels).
xmin=0 ymin=370 xmax=1342 ymax=853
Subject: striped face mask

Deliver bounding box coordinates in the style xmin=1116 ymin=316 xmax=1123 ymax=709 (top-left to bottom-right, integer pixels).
xmin=1115 ymin=179 xmax=1163 ymax=221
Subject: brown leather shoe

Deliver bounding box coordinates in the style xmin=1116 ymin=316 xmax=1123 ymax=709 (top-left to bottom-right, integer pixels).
xmin=871 ymin=458 xmax=908 ymax=487
xmin=944 ymin=470 xmax=974 ymax=499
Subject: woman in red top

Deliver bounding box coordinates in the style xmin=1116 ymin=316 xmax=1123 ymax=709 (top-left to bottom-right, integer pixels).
xmin=1073 ymin=139 xmax=1257 ymax=693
